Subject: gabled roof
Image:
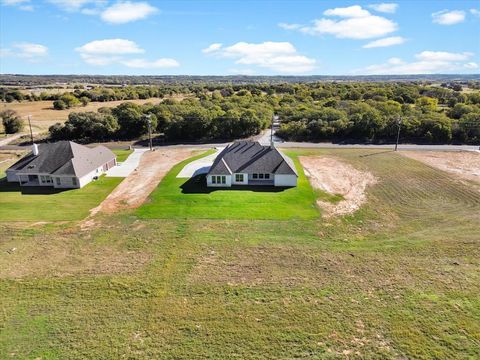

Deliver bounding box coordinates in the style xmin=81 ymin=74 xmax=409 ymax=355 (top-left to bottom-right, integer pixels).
xmin=8 ymin=141 xmax=116 ymax=178
xmin=208 ymin=141 xmax=298 ymax=176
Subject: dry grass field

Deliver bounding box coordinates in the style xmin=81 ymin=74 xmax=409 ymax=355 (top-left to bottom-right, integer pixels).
xmin=1 ymin=98 xmax=165 ymax=132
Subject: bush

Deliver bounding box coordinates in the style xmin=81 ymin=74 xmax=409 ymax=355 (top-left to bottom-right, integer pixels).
xmin=0 ymin=110 xmax=24 ymax=134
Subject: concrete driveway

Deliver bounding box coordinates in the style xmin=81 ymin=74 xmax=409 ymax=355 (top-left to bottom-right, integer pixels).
xmin=176 ymin=147 xmax=223 ymax=178
xmin=106 ymin=148 xmax=149 ymax=177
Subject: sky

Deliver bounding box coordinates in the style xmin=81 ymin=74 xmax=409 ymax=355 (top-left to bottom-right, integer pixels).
xmin=0 ymin=0 xmax=479 ymax=76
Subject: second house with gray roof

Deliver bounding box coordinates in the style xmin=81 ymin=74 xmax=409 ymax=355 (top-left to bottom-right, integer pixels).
xmin=207 ymin=140 xmax=298 ymax=187
xmin=6 ymin=141 xmax=117 ymax=189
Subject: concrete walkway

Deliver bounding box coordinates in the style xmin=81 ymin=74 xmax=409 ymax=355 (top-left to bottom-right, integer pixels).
xmin=176 ymin=147 xmax=223 ymax=178
xmin=106 ymin=148 xmax=149 ymax=177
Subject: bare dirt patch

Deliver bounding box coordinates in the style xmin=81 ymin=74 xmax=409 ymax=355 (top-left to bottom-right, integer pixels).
xmin=88 ymin=148 xmax=197 ymax=217
xmin=300 ymin=156 xmax=377 ymax=217
xmin=401 ymin=151 xmax=480 ymax=184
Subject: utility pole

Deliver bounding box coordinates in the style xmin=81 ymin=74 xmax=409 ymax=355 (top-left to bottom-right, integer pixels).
xmin=146 ymin=114 xmax=153 ymax=151
xmin=27 ymin=115 xmax=34 ymax=145
xmin=270 ymin=115 xmax=274 ymax=147
xmin=394 ymin=116 xmax=402 ymax=151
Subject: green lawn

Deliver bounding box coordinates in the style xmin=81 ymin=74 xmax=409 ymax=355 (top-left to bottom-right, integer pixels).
xmin=138 ymin=150 xmax=320 ymax=220
xmin=112 ymin=148 xmax=133 ymax=162
xmin=0 ymin=176 xmax=123 ymax=221
xmin=0 ymin=149 xmax=479 ymax=359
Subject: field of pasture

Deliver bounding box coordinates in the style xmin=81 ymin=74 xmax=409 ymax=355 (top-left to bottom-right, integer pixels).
xmin=0 ymin=148 xmax=479 ymax=359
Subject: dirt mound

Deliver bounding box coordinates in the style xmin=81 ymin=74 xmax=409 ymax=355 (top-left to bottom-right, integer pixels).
xmin=401 ymin=151 xmax=480 ymax=184
xmin=300 ymin=156 xmax=377 ymax=217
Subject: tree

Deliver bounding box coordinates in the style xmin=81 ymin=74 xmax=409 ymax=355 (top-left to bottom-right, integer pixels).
xmin=1 ymin=109 xmax=24 ymax=134
xmin=415 ymin=96 xmax=438 ymax=113
xmin=53 ymin=99 xmax=67 ymax=110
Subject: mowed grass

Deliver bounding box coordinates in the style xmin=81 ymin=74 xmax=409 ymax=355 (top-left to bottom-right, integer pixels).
xmin=111 ymin=148 xmax=133 ymax=162
xmin=0 ymin=176 xmax=122 ymax=221
xmin=0 ymin=149 xmax=479 ymax=359
xmin=138 ymin=150 xmax=319 ymax=220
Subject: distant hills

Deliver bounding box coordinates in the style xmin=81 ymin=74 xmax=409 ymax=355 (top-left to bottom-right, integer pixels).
xmin=1 ymin=74 xmax=479 ymax=86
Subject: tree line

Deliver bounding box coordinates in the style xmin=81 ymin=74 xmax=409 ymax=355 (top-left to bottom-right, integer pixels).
xmin=48 ymin=94 xmax=273 ymax=142
xmin=275 ymin=83 xmax=480 ymax=144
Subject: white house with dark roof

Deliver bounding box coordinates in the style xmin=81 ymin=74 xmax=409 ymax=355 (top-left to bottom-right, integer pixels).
xmin=6 ymin=141 xmax=116 ymax=189
xmin=206 ymin=141 xmax=298 ymax=187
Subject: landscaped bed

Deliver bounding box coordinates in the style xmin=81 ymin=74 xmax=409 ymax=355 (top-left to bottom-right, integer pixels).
xmin=137 ymin=150 xmax=320 ymax=220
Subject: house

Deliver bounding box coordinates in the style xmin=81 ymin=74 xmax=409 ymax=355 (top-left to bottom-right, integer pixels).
xmin=6 ymin=141 xmax=116 ymax=189
xmin=206 ymin=141 xmax=298 ymax=187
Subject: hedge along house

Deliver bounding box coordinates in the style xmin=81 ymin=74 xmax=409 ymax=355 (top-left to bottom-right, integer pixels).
xmin=6 ymin=141 xmax=116 ymax=189
xmin=206 ymin=140 xmax=298 ymax=187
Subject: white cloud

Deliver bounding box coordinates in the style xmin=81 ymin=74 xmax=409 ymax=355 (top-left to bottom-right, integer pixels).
xmin=470 ymin=9 xmax=480 ymax=17
xmin=368 ymin=3 xmax=398 ymax=14
xmin=76 ymin=38 xmax=178 ymax=69
xmin=0 ymin=42 xmax=48 ymax=62
xmin=76 ymin=39 xmax=144 ymax=55
xmin=47 ymin=0 xmax=103 ymax=12
xmin=415 ymin=51 xmax=473 ymax=62
xmin=14 ymin=42 xmax=48 ymax=58
xmin=355 ymin=51 xmax=476 ymax=74
xmin=202 ymin=43 xmax=222 ymax=54
xmin=282 ymin=5 xmax=398 ymax=39
xmin=120 ymin=58 xmax=179 ymax=68
xmin=100 ymin=1 xmax=158 ymax=24
xmin=432 ymin=10 xmax=465 ymax=25
xmin=464 ymin=62 xmax=478 ymax=69
xmin=1 ymin=0 xmax=33 ymax=11
xmin=278 ymin=22 xmax=302 ymax=30
xmin=323 ymin=5 xmax=370 ymax=18
xmin=363 ymin=36 xmax=406 ymax=48
xmin=204 ymin=41 xmax=316 ymax=74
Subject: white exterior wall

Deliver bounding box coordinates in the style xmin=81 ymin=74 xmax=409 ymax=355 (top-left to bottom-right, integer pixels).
xmin=232 ymin=173 xmax=248 ymax=185
xmin=206 ymin=174 xmax=232 ymax=187
xmin=78 ymin=165 xmax=107 ymax=188
xmin=53 ymin=176 xmax=80 ymax=189
xmin=274 ymin=174 xmax=298 ymax=187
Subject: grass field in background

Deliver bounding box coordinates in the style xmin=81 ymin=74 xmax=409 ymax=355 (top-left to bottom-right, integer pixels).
xmin=0 ymin=149 xmax=479 ymax=359
xmin=138 ymin=150 xmax=320 ymax=220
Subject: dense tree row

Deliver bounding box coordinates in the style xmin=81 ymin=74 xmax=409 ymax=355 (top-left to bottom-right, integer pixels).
xmin=49 ymin=94 xmax=273 ymax=142
xmin=35 ymin=81 xmax=480 ymax=144
xmin=276 ymin=94 xmax=480 ymax=144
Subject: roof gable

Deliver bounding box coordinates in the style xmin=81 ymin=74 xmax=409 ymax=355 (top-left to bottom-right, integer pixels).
xmin=208 ymin=141 xmax=297 ymax=176
xmin=8 ymin=141 xmax=116 ymax=177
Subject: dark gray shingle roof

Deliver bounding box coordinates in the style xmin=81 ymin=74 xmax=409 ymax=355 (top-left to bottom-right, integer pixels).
xmin=208 ymin=141 xmax=297 ymax=176
xmin=8 ymin=141 xmax=116 ymax=177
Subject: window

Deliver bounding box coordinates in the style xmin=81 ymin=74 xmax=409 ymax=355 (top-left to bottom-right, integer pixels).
xmin=259 ymin=173 xmax=264 ymax=179
xmin=212 ymin=176 xmax=216 ymax=184
xmin=265 ymin=174 xmax=270 ymax=179
xmin=40 ymin=175 xmax=45 ymax=182
xmin=253 ymin=173 xmax=258 ymax=179
xmin=235 ymin=174 xmax=244 ymax=182
xmin=72 ymin=177 xmax=77 ymax=186
xmin=56 ymin=177 xmax=61 ymax=185
xmin=221 ymin=176 xmax=226 ymax=184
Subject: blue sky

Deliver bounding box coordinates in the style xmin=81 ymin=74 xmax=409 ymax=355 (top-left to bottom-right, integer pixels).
xmin=0 ymin=0 xmax=479 ymax=75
